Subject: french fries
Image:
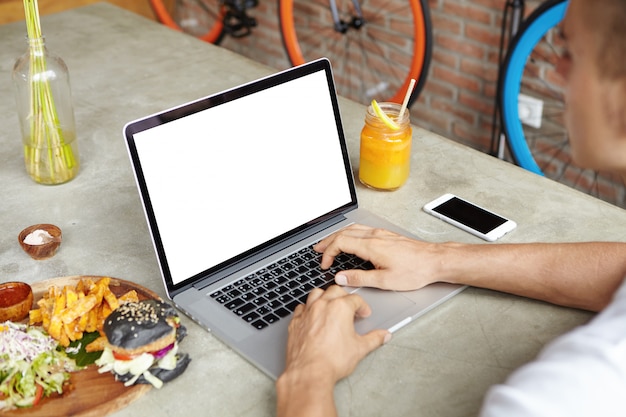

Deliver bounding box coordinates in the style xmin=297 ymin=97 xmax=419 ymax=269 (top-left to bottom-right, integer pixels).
xmin=29 ymin=277 xmax=139 ymax=347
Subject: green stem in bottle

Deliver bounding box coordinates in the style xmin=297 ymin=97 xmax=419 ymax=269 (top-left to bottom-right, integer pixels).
xmin=22 ymin=0 xmax=76 ymax=183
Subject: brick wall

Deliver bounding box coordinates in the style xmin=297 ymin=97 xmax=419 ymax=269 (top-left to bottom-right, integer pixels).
xmin=216 ymin=0 xmax=546 ymax=155
xmin=162 ymin=0 xmax=626 ymax=206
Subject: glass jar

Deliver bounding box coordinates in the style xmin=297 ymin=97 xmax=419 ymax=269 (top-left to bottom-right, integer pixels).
xmin=359 ymin=102 xmax=412 ymax=190
xmin=12 ymin=37 xmax=79 ymax=185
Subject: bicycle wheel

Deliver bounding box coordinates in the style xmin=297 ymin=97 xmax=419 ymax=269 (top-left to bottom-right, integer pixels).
xmin=278 ymin=0 xmax=432 ymax=108
xmin=149 ymin=0 xmax=226 ymax=44
xmin=499 ymin=0 xmax=625 ymax=206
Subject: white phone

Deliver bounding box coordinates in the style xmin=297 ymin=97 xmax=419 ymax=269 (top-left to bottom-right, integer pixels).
xmin=423 ymin=193 xmax=517 ymax=241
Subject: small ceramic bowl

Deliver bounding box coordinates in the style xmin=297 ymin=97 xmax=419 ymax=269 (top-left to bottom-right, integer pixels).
xmin=0 ymin=281 xmax=34 ymax=322
xmin=18 ymin=224 xmax=62 ymax=260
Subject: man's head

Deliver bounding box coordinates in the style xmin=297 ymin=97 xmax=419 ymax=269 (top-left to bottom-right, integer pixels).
xmin=586 ymin=0 xmax=626 ymax=81
xmin=558 ymin=0 xmax=626 ymax=175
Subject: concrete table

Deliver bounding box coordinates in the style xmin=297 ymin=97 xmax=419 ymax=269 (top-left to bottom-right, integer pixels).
xmin=1 ymin=4 xmax=622 ymax=416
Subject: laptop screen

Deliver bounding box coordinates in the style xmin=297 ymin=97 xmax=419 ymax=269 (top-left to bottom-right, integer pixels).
xmin=127 ymin=60 xmax=356 ymax=288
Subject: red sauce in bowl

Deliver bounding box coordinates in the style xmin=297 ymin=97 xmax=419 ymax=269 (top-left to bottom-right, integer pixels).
xmin=0 ymin=282 xmax=33 ymax=322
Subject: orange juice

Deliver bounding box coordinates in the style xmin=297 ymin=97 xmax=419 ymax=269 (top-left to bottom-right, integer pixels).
xmin=359 ymin=102 xmax=412 ymax=190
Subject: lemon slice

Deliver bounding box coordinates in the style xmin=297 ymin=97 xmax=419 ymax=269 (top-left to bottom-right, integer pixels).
xmin=371 ymin=99 xmax=400 ymax=131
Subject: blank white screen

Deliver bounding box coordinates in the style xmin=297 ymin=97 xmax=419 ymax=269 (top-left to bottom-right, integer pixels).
xmin=133 ymin=70 xmax=352 ymax=284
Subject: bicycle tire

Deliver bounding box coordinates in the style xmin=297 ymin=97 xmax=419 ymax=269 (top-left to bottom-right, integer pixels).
xmin=278 ymin=0 xmax=432 ymax=107
xmin=499 ymin=0 xmax=626 ymax=207
xmin=499 ymin=0 xmax=567 ymax=175
xmin=149 ymin=0 xmax=226 ymax=44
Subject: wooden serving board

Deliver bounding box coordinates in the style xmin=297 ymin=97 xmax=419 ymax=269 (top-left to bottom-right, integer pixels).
xmin=4 ymin=275 xmax=161 ymax=417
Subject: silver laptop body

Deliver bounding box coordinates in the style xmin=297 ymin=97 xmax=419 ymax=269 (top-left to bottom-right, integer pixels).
xmin=124 ymin=58 xmax=464 ymax=379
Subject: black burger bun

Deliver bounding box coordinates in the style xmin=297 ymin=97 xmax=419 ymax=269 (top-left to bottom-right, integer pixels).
xmin=103 ymin=299 xmax=179 ymax=356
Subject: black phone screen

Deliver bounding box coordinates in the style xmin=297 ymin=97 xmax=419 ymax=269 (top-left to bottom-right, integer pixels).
xmin=431 ymin=197 xmax=508 ymax=234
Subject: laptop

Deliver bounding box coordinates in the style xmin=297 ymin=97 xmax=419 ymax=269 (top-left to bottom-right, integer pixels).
xmin=124 ymin=58 xmax=465 ymax=379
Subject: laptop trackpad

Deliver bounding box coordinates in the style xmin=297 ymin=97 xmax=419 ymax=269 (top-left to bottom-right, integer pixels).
xmin=352 ymin=288 xmax=415 ymax=334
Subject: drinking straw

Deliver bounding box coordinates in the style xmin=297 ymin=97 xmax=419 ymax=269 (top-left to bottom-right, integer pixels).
xmin=398 ymin=78 xmax=416 ymax=120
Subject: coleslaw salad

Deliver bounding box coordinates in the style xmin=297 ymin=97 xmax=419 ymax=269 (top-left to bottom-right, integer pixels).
xmin=0 ymin=321 xmax=79 ymax=410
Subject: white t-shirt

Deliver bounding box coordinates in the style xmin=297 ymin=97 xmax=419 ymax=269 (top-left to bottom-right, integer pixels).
xmin=480 ymin=278 xmax=626 ymax=417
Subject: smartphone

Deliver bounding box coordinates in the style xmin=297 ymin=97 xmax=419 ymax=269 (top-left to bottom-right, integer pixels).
xmin=423 ymin=193 xmax=517 ymax=241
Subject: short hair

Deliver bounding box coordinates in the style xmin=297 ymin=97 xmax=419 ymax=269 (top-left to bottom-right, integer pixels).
xmin=585 ymin=0 xmax=626 ymax=79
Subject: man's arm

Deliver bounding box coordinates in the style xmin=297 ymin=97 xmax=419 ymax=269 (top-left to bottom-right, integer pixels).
xmin=315 ymin=225 xmax=626 ymax=312
xmin=276 ymin=286 xmax=390 ymax=417
xmin=276 ymin=364 xmax=338 ymax=417
xmin=433 ymin=241 xmax=626 ymax=311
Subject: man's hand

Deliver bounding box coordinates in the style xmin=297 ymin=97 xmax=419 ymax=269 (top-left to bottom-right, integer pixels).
xmin=316 ymin=225 xmax=626 ymax=312
xmin=276 ymin=285 xmax=390 ymax=417
xmin=314 ymin=224 xmax=444 ymax=291
xmin=285 ymin=285 xmax=390 ymax=380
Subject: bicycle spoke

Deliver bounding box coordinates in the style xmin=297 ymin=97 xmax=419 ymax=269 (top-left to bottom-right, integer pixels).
xmin=280 ymin=0 xmax=431 ymax=107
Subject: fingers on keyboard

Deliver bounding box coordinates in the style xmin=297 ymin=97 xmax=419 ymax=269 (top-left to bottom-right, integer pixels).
xmin=209 ymin=245 xmax=372 ymax=329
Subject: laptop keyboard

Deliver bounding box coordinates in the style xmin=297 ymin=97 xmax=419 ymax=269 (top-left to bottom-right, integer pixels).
xmin=208 ymin=245 xmax=374 ymax=330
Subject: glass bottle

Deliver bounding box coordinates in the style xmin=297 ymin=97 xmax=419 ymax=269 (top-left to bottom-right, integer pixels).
xmin=12 ymin=37 xmax=79 ymax=185
xmin=359 ymin=102 xmax=412 ymax=190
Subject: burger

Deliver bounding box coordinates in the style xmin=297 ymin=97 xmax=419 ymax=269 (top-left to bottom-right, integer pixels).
xmin=95 ymin=299 xmax=191 ymax=388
